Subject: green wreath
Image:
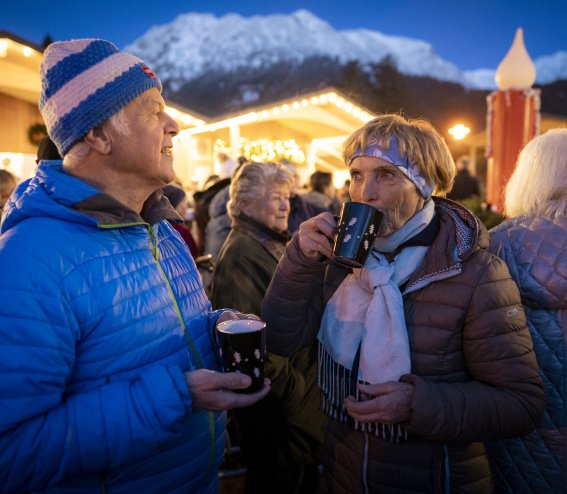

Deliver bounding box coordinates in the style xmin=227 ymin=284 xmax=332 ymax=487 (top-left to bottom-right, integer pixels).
xmin=28 ymin=123 xmax=48 ymax=146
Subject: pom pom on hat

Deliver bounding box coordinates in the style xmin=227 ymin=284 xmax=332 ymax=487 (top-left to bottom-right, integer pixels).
xmin=39 ymin=38 xmax=162 ymax=156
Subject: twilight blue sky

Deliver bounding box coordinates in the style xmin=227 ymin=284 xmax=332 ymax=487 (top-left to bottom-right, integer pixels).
xmin=3 ymin=0 xmax=566 ymax=70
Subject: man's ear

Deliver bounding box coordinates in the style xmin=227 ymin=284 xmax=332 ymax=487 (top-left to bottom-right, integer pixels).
xmin=83 ymin=125 xmax=112 ymax=155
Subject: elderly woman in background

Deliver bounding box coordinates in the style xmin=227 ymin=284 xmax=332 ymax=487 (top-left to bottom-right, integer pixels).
xmin=261 ymin=114 xmax=545 ymax=493
xmin=487 ymin=129 xmax=567 ymax=494
xmin=210 ymin=161 xmax=326 ymax=494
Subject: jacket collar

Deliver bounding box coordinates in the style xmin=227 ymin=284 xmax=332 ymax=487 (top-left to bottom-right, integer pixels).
xmin=233 ymin=213 xmax=291 ymax=260
xmin=73 ymin=188 xmax=181 ymax=226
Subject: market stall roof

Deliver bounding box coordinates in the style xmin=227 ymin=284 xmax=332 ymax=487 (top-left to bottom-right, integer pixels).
xmin=0 ymin=31 xmax=43 ymax=104
xmin=180 ymin=87 xmax=375 ymax=171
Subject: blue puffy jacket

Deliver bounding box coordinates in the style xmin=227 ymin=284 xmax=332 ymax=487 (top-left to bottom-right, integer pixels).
xmin=0 ymin=161 xmax=226 ymax=494
xmin=488 ymin=214 xmax=567 ymax=493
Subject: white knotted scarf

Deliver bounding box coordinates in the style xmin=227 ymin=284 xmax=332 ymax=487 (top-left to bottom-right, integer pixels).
xmin=318 ymin=200 xmax=435 ymax=384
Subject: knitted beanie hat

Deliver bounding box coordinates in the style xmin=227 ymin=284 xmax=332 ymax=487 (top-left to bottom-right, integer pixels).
xmin=39 ymin=38 xmax=162 ymax=156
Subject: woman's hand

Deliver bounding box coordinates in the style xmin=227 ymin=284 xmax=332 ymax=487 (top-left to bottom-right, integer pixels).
xmin=185 ymin=369 xmax=271 ymax=411
xmin=344 ymin=381 xmax=414 ymax=424
xmin=297 ymin=212 xmax=337 ymax=261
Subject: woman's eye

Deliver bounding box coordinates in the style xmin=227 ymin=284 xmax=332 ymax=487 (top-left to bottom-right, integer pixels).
xmin=378 ymin=170 xmax=396 ymax=180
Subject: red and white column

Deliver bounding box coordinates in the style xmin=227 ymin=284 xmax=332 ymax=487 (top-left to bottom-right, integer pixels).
xmin=485 ymin=28 xmax=540 ymax=212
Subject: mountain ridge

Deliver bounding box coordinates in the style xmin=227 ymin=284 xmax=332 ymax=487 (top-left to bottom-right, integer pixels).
xmin=125 ymin=9 xmax=567 ymax=92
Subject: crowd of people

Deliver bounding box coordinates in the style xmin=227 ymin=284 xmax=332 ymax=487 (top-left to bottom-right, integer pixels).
xmin=0 ymin=38 xmax=564 ymax=494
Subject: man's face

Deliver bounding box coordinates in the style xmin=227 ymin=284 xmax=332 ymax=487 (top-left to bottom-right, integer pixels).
xmin=106 ymin=88 xmax=179 ymax=189
xmin=349 ymin=156 xmax=424 ymax=236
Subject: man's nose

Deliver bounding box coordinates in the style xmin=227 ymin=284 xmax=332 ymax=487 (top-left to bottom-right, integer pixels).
xmin=165 ymin=113 xmax=180 ymax=137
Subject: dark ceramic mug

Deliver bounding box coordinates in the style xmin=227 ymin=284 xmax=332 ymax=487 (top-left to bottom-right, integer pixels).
xmin=332 ymin=201 xmax=383 ymax=268
xmin=216 ymin=319 xmax=266 ymax=393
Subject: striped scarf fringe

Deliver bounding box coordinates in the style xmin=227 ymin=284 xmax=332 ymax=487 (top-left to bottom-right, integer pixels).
xmin=318 ymin=343 xmax=408 ymax=443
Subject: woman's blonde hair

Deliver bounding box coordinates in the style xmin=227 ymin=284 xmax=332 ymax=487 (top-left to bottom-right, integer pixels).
xmin=504 ymin=128 xmax=567 ymax=218
xmin=342 ymin=114 xmax=455 ymax=195
xmin=228 ymin=161 xmax=293 ymax=219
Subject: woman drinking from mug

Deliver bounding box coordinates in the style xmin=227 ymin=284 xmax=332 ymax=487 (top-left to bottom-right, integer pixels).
xmin=210 ymin=161 xmax=326 ymax=494
xmin=261 ymin=114 xmax=545 ymax=493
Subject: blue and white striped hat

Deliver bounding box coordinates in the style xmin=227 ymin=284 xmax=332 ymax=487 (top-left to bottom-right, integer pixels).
xmin=39 ymin=38 xmax=162 ymax=156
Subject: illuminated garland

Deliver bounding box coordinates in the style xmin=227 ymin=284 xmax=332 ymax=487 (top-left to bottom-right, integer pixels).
xmin=213 ymin=138 xmax=305 ymax=164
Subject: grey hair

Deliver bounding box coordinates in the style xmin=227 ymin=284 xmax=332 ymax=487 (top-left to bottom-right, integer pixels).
xmin=504 ymin=128 xmax=567 ymax=218
xmin=63 ymin=107 xmax=130 ymax=165
xmin=228 ymin=161 xmax=294 ymax=219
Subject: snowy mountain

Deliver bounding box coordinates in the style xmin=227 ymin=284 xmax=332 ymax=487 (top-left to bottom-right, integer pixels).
xmin=125 ymin=10 xmax=566 ymax=92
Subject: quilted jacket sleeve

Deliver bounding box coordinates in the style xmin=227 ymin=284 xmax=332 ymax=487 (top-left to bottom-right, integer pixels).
xmin=0 ymin=250 xmax=193 ymax=492
xmin=262 ymin=236 xmax=328 ymax=356
xmin=402 ymin=254 xmax=545 ymax=442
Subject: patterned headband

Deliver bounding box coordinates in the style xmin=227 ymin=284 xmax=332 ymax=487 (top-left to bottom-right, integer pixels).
xmin=347 ymin=135 xmax=434 ymax=198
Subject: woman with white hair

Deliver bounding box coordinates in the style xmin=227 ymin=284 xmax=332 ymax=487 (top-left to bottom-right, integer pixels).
xmin=211 ymin=161 xmax=326 ymax=494
xmin=487 ymin=129 xmax=567 ymax=494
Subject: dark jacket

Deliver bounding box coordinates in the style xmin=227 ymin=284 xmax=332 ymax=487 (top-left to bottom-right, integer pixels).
xmin=262 ymin=198 xmax=545 ymax=494
xmin=447 ymin=169 xmax=481 ymax=201
xmin=303 ymin=190 xmax=341 ymax=216
xmin=204 ymin=185 xmax=231 ymax=258
xmin=210 ymin=215 xmax=326 ymax=487
xmin=487 ymin=214 xmax=567 ymax=494
xmin=193 ymin=178 xmax=230 ymax=254
xmin=288 ymin=193 xmax=324 ymax=235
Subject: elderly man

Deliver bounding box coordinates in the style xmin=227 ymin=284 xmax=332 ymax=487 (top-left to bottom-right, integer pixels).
xmin=0 ymin=39 xmax=269 ymax=494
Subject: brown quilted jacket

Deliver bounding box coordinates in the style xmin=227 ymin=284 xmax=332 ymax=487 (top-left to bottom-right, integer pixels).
xmin=262 ymin=198 xmax=545 ymax=493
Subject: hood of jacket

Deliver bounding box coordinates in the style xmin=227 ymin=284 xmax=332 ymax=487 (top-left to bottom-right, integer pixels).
xmin=434 ymin=196 xmax=488 ymax=257
xmin=1 ymin=160 xmax=179 ymax=234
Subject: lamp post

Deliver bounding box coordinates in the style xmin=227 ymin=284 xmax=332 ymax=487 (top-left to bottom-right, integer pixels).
xmin=485 ymin=28 xmax=540 ymax=212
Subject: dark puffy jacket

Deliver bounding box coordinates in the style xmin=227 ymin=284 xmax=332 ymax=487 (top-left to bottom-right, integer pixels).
xmin=0 ymin=161 xmax=226 ymax=494
xmin=262 ymin=198 xmax=545 ymax=493
xmin=193 ymin=177 xmax=230 ymax=254
xmin=487 ymin=214 xmax=567 ymax=494
xmin=204 ymin=184 xmax=231 ymax=258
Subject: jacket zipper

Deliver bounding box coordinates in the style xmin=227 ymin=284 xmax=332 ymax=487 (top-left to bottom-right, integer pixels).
xmin=99 ymin=222 xmax=216 ymax=470
xmin=147 ymin=225 xmax=218 ymax=470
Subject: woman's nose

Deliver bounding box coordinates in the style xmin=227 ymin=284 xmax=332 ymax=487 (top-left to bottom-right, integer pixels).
xmin=360 ymin=179 xmax=378 ymax=203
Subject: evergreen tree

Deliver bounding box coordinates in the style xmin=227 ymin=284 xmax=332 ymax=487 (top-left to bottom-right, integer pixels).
xmin=338 ymin=60 xmax=372 ymax=107
xmin=370 ymin=56 xmax=416 ymax=115
xmin=41 ymin=35 xmax=54 ymax=51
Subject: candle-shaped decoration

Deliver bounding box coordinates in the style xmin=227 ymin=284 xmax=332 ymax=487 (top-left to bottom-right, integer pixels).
xmin=495 ymin=27 xmax=536 ymax=90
